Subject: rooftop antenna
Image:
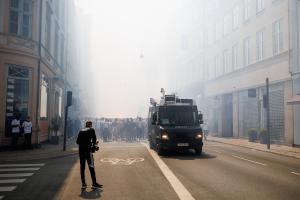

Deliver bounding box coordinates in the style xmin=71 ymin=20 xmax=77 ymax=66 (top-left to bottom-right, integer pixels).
xmin=160 ymin=88 xmax=165 ymax=98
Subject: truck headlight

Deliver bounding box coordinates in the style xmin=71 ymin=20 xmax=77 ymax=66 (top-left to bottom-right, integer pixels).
xmin=161 ymin=133 xmax=169 ymax=140
xmin=195 ymin=133 xmax=203 ymax=139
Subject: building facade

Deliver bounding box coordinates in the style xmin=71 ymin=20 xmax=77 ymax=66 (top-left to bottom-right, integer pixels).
xmin=201 ymin=0 xmax=300 ymax=146
xmin=0 ymin=0 xmax=81 ymax=147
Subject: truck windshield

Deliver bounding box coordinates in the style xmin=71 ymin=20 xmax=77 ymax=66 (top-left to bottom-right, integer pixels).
xmin=159 ymin=106 xmax=198 ymax=126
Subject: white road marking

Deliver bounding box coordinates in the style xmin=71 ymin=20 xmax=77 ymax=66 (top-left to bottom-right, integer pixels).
xmin=101 ymin=145 xmax=141 ymax=149
xmin=0 ymin=164 xmax=45 ymax=167
xmin=0 ymin=173 xmax=34 ymax=178
xmin=0 ymin=195 xmax=4 ymax=200
xmin=291 ymin=172 xmax=300 ymax=176
xmin=212 ymin=150 xmax=221 ymax=153
xmin=0 ymin=186 xmax=16 ymax=192
xmin=142 ymin=143 xmax=196 ymax=200
xmin=0 ymin=179 xmax=26 ymax=183
xmin=0 ymin=168 xmax=40 ymax=172
xmin=232 ymin=155 xmax=267 ymax=166
xmin=100 ymin=158 xmax=144 ymax=165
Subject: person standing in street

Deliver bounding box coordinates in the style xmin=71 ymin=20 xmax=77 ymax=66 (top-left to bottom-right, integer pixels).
xmin=11 ymin=115 xmax=21 ymax=150
xmin=76 ymin=121 xmax=102 ymax=189
xmin=22 ymin=116 xmax=32 ymax=149
xmin=202 ymin=121 xmax=209 ymax=140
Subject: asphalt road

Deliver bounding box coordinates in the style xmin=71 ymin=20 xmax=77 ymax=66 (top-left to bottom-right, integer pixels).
xmin=0 ymin=141 xmax=299 ymax=200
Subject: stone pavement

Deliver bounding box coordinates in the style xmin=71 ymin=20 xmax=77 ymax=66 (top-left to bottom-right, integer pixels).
xmin=0 ymin=137 xmax=78 ymax=162
xmin=207 ymin=136 xmax=300 ymax=159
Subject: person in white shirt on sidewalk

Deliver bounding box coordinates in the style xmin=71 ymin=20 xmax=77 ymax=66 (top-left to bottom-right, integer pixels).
xmin=22 ymin=116 xmax=32 ymax=149
xmin=11 ymin=115 xmax=21 ymax=150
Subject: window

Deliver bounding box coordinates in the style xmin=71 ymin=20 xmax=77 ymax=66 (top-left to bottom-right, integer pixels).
xmin=209 ymin=60 xmax=216 ymax=79
xmin=54 ymin=88 xmax=62 ymax=117
xmin=5 ymin=64 xmax=29 ymax=136
xmin=9 ymin=0 xmax=32 ymax=38
xmin=233 ymin=5 xmax=239 ymax=30
xmin=207 ymin=24 xmax=216 ymax=45
xmin=244 ymin=37 xmax=250 ymax=66
xmin=232 ymin=44 xmax=238 ymax=69
xmin=215 ymin=54 xmax=221 ymax=76
xmin=244 ymin=0 xmax=250 ymax=22
xmin=61 ymin=0 xmax=65 ymax=28
xmin=181 ymin=34 xmax=188 ymax=50
xmin=45 ymin=3 xmax=52 ymax=51
xmin=54 ymin=0 xmax=59 ymax=19
xmin=215 ymin=22 xmax=222 ymax=41
xmin=273 ymin=19 xmax=283 ymax=55
xmin=256 ymin=30 xmax=264 ymax=61
xmin=223 ymin=50 xmax=230 ymax=73
xmin=223 ymin=14 xmax=231 ymax=36
xmin=54 ymin=23 xmax=59 ymax=61
xmin=60 ymin=35 xmax=65 ymax=67
xmin=256 ymin=0 xmax=265 ymax=14
xmin=40 ymin=74 xmax=49 ymax=119
xmin=58 ymin=88 xmax=62 ymax=117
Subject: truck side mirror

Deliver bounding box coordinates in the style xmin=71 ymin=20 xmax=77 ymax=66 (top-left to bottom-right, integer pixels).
xmin=198 ymin=113 xmax=203 ymax=124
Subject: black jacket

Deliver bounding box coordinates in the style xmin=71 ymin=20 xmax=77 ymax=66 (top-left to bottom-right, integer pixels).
xmin=76 ymin=128 xmax=97 ymax=152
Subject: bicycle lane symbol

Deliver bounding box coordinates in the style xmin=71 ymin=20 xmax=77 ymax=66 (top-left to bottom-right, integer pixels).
xmin=100 ymin=158 xmax=144 ymax=165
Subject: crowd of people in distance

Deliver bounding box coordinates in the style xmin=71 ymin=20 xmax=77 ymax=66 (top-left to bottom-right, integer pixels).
xmin=91 ymin=117 xmax=147 ymax=142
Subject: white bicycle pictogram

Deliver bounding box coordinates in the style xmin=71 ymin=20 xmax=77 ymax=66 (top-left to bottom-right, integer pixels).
xmin=100 ymin=158 xmax=144 ymax=165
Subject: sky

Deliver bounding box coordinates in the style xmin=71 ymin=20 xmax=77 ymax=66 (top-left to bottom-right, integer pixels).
xmin=74 ymin=0 xmax=184 ymax=118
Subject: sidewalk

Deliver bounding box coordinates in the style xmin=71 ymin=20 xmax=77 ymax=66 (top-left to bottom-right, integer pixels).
xmin=207 ymin=136 xmax=300 ymax=159
xmin=0 ymin=137 xmax=78 ymax=162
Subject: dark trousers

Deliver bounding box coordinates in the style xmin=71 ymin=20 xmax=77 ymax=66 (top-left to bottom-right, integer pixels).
xmin=24 ymin=134 xmax=32 ymax=149
xmin=79 ymin=151 xmax=97 ymax=184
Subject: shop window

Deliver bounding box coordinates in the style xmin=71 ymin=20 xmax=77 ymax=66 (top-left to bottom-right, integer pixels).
xmin=5 ymin=64 xmax=29 ymax=137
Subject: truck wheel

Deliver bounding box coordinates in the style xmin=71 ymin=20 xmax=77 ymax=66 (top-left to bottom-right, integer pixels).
xmin=149 ymin=141 xmax=154 ymax=149
xmin=156 ymin=144 xmax=164 ymax=156
xmin=195 ymin=147 xmax=202 ymax=155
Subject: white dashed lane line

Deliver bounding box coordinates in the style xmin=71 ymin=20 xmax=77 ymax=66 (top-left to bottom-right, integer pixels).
xmin=142 ymin=143 xmax=196 ymax=200
xmin=291 ymin=172 xmax=300 ymax=176
xmin=232 ymin=155 xmax=267 ymax=166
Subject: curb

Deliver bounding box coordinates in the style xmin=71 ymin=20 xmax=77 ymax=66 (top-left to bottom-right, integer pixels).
xmin=0 ymin=150 xmax=78 ymax=162
xmin=207 ymin=138 xmax=300 ymax=160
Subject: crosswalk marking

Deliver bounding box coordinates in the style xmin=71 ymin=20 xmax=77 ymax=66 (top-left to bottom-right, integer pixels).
xmin=0 ymin=163 xmax=45 ymax=199
xmin=0 ymin=167 xmax=40 ymax=172
xmin=0 ymin=186 xmax=16 ymax=192
xmin=0 ymin=173 xmax=34 ymax=178
xmin=0 ymin=164 xmax=45 ymax=167
xmin=0 ymin=179 xmax=26 ymax=184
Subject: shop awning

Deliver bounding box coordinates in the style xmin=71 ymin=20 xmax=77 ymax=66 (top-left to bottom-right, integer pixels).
xmin=287 ymin=95 xmax=300 ymax=105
